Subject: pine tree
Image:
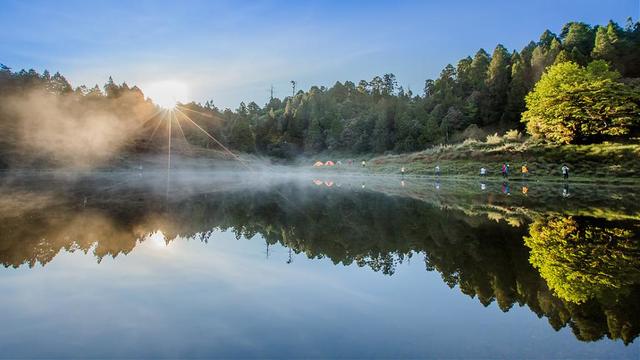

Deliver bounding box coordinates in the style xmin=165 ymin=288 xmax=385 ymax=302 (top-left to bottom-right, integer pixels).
xmin=561 ymin=22 xmax=595 ymax=56
xmin=470 ymin=49 xmax=490 ymax=90
xmin=592 ymin=21 xmax=624 ymax=71
xmin=503 ymin=52 xmax=528 ymax=125
xmin=531 ymin=38 xmax=561 ymax=82
xmin=104 ymin=76 xmax=119 ymax=98
xmin=485 ymin=44 xmax=512 ymax=126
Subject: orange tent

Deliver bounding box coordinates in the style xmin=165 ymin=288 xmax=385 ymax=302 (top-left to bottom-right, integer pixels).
xmin=325 ymin=161 xmax=335 ymax=166
xmin=313 ymin=161 xmax=324 ymax=167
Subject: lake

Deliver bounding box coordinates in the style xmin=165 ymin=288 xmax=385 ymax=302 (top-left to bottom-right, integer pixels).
xmin=0 ymin=170 xmax=638 ymax=358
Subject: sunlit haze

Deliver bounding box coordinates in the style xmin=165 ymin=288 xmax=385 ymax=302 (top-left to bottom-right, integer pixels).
xmin=142 ymin=80 xmax=190 ymax=109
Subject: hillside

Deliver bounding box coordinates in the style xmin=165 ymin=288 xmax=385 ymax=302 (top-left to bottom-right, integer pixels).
xmin=313 ymin=132 xmax=640 ymax=182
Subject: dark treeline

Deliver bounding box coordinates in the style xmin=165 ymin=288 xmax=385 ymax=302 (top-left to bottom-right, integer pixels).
xmin=1 ymin=19 xmax=639 ymax=163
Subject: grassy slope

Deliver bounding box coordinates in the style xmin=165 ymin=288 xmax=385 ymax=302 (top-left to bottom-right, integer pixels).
xmin=307 ymin=138 xmax=640 ymax=183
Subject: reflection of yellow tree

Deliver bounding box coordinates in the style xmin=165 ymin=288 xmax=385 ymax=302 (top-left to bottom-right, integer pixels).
xmin=525 ymin=216 xmax=640 ymax=304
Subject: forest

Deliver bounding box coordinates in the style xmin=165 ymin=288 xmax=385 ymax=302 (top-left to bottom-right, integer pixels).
xmin=0 ymin=19 xmax=639 ymax=166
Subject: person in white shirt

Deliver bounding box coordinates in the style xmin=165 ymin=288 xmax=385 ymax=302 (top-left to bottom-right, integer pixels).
xmin=561 ymin=164 xmax=569 ymax=180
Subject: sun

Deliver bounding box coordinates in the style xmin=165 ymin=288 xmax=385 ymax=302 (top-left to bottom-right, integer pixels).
xmin=143 ymin=80 xmax=190 ymax=109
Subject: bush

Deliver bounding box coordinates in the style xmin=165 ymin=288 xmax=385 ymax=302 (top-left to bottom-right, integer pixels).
xmin=462 ymin=138 xmax=480 ymax=146
xmin=504 ymin=129 xmax=522 ymax=142
xmin=486 ymin=133 xmax=503 ymax=144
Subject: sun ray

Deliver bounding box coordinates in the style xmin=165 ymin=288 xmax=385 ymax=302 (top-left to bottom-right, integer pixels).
xmin=173 ymin=111 xmax=190 ymax=153
xmin=130 ymin=107 xmax=167 ymax=141
xmin=174 ymin=108 xmax=249 ymax=168
xmin=138 ymin=107 xmax=165 ymax=129
xmin=176 ymin=105 xmax=215 ymax=118
xmin=167 ymin=110 xmax=172 ymax=171
xmin=148 ymin=117 xmax=162 ymax=140
xmin=148 ymin=110 xmax=168 ymax=141
xmin=165 ymin=110 xmax=173 ymax=199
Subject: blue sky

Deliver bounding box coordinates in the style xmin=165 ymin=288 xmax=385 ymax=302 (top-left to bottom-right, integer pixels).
xmin=0 ymin=0 xmax=637 ymax=108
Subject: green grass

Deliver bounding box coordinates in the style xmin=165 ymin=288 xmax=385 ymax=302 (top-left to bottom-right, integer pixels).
xmin=305 ymin=138 xmax=640 ymax=184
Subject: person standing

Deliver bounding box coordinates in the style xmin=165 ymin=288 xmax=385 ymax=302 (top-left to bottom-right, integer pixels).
xmin=502 ymin=181 xmax=511 ymax=195
xmin=362 ymin=160 xmax=366 ymax=168
xmin=562 ymin=164 xmax=570 ymax=180
xmin=401 ymin=167 xmax=405 ymax=178
xmin=521 ymin=163 xmax=529 ymax=178
xmin=480 ymin=167 xmax=487 ymax=177
xmin=501 ymin=163 xmax=507 ymax=179
xmin=435 ymin=165 xmax=441 ymax=177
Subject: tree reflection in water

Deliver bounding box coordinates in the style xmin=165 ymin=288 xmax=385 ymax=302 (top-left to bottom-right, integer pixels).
xmin=526 ymin=216 xmax=640 ymax=304
xmin=0 ymin=173 xmax=638 ymax=345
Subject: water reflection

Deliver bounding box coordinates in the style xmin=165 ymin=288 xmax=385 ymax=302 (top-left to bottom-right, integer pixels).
xmin=526 ymin=216 xmax=640 ymax=304
xmin=0 ymin=172 xmax=639 ymax=350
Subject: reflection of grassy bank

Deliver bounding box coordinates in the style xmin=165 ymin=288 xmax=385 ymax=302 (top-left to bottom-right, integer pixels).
xmin=312 ymin=176 xmax=640 ymax=223
xmin=308 ymin=139 xmax=640 ymax=184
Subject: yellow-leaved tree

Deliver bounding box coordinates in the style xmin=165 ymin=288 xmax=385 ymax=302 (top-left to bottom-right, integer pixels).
xmin=522 ymin=60 xmax=640 ymax=144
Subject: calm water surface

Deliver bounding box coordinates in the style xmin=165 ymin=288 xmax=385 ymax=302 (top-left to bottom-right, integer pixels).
xmin=0 ymin=171 xmax=638 ymax=358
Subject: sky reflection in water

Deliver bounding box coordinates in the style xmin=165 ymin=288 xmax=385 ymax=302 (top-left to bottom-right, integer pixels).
xmin=0 ymin=172 xmax=638 ymax=358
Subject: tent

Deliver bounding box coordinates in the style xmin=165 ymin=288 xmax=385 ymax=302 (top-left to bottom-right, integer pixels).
xmin=313 ymin=161 xmax=324 ymax=167
xmin=325 ymin=161 xmax=335 ymax=166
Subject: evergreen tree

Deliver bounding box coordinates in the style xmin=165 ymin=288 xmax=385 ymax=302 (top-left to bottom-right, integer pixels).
xmin=104 ymin=76 xmax=119 ymax=98
xmin=470 ymin=49 xmax=490 ymax=90
xmin=485 ymin=44 xmax=512 ymax=126
xmin=592 ymin=25 xmax=616 ymax=61
xmin=561 ymin=22 xmax=595 ymax=57
xmin=503 ymin=52 xmax=528 ymax=125
xmin=531 ymin=37 xmax=561 ymax=82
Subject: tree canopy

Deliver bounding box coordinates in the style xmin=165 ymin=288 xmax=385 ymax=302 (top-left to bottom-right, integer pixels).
xmin=522 ymin=61 xmax=640 ymax=144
